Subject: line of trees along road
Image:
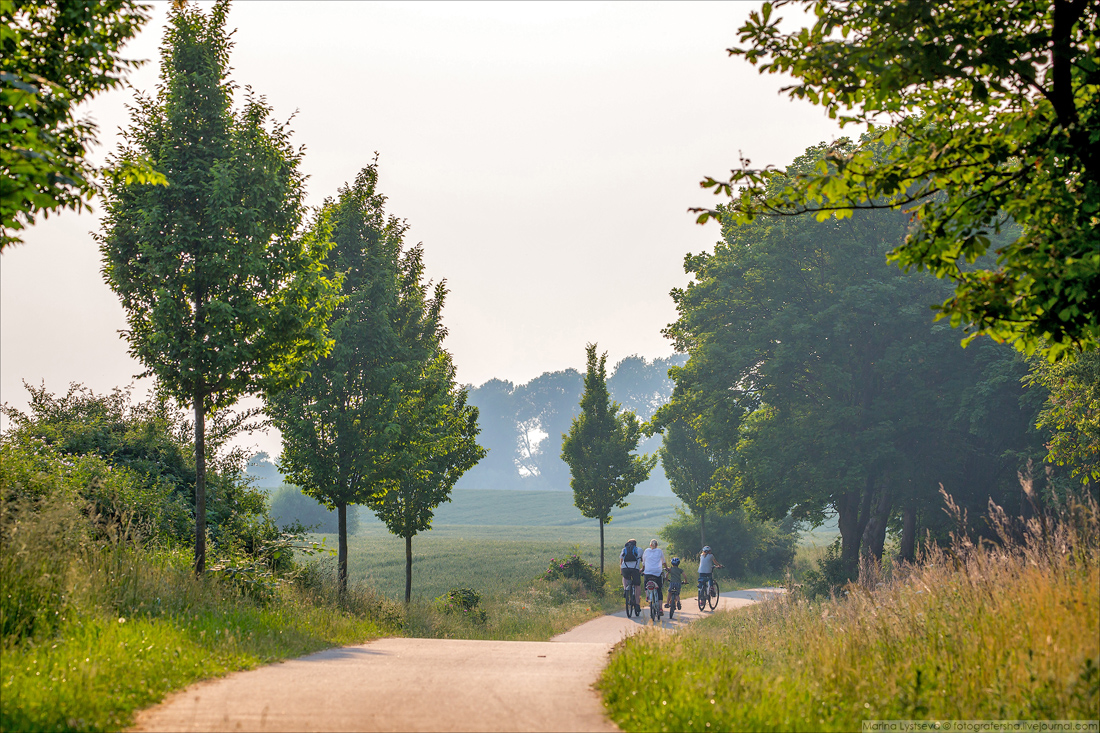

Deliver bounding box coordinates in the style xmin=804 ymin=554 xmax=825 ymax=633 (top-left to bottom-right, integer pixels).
xmin=267 ymin=164 xmax=484 ymax=600
xmin=97 ymin=2 xmax=484 ymax=598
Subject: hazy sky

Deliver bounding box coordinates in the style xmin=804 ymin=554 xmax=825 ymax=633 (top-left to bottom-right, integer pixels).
xmin=0 ymin=1 xmax=840 ymax=457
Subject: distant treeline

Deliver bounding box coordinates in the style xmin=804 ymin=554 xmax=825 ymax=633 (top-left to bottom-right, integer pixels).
xmin=248 ymin=354 xmax=687 ymax=497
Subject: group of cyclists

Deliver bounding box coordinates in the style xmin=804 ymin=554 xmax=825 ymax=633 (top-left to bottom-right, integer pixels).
xmin=619 ymin=538 xmax=723 ymax=619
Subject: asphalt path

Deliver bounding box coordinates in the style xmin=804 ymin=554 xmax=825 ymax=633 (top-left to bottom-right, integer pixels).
xmin=133 ymin=589 xmax=781 ymax=732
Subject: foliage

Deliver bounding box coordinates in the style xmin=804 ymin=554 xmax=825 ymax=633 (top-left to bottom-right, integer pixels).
xmin=540 ymin=549 xmax=602 ymax=594
xmin=98 ymin=0 xmax=340 ymax=573
xmin=695 ymin=0 xmax=1100 ymax=357
xmin=795 ymin=539 xmax=852 ymax=600
xmin=0 ymin=434 xmax=392 ymax=732
xmin=266 ymin=162 xmax=456 ymax=596
xmin=461 ymin=355 xmax=684 ymax=492
xmin=268 ymin=484 xmax=360 ymax=535
xmin=434 ymin=587 xmax=487 ymax=624
xmin=1027 ymin=348 xmax=1100 ymax=489
xmin=659 ymin=507 xmax=797 ymax=579
xmin=600 ymin=497 xmax=1100 ymax=731
xmin=561 ymin=344 xmax=657 ymax=573
xmin=365 ymin=348 xmax=485 ymax=602
xmin=665 ymin=155 xmax=1045 ymax=574
xmin=0 ymin=0 xmax=165 ymax=249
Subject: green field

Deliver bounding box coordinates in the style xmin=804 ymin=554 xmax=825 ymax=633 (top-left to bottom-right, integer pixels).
xmin=355 ymin=488 xmax=680 ymax=528
xmin=320 ymin=524 xmax=663 ymax=602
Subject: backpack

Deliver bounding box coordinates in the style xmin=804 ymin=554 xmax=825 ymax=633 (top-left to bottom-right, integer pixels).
xmin=623 ymin=542 xmax=639 ymax=563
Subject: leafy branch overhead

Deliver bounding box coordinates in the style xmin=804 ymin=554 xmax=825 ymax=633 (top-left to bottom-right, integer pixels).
xmin=693 ymin=0 xmax=1100 ymax=357
xmin=1 ymin=0 xmax=166 ymax=249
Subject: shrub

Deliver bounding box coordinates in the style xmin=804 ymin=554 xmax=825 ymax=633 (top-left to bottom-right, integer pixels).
xmin=435 ymin=586 xmax=487 ymax=624
xmin=796 ymin=539 xmax=852 ymax=599
xmin=659 ymin=506 xmax=797 ymax=578
xmin=541 ymin=549 xmax=602 ymax=594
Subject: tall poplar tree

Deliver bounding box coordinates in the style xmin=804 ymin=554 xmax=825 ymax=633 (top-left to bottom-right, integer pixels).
xmin=266 ymin=163 xmax=452 ymax=595
xmin=561 ymin=344 xmax=656 ymax=574
xmin=99 ymin=0 xmax=339 ymax=573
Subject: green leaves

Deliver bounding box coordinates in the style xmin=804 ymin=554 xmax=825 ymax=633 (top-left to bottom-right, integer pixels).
xmin=701 ymin=0 xmax=1100 ymax=357
xmin=561 ymin=344 xmax=657 ymax=525
xmin=2 ymin=0 xmax=154 ymax=248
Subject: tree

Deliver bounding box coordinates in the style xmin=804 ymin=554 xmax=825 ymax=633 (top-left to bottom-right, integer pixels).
xmin=367 ymin=352 xmax=485 ymax=602
xmin=1026 ymin=348 xmax=1100 ymax=490
xmin=2 ymin=0 xmax=164 ymax=249
xmin=561 ymin=343 xmax=656 ymax=573
xmin=695 ymin=0 xmax=1100 ymax=358
xmin=657 ymin=417 xmax=720 ymax=550
xmin=99 ymin=1 xmax=340 ymax=574
xmin=668 ymin=148 xmax=1043 ymax=574
xmin=265 ymin=163 xmax=447 ymax=595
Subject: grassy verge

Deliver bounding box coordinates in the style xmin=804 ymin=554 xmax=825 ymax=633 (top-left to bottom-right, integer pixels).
xmin=599 ymin=505 xmax=1099 ymax=731
xmin=2 ymin=521 xmax=397 ymax=732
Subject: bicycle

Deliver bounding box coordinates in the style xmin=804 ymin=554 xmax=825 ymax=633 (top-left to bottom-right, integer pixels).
xmin=623 ymin=574 xmax=641 ymax=617
xmin=697 ymin=575 xmax=720 ymax=611
xmin=645 ymin=578 xmax=663 ymax=622
xmin=666 ymin=577 xmax=682 ymax=620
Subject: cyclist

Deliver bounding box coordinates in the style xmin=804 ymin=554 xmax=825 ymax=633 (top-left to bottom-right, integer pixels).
xmin=665 ymin=557 xmax=683 ymax=610
xmin=641 ymin=539 xmax=669 ymax=611
xmin=698 ymin=545 xmax=724 ymax=598
xmin=620 ymin=538 xmax=642 ymax=609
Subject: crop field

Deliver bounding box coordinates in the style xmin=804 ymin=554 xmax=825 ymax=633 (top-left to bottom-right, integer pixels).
xmin=310 ymin=524 xmax=661 ymax=601
xmin=356 ymin=488 xmax=680 ymax=528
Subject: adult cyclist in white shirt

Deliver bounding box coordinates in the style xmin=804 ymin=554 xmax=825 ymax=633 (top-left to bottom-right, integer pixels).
xmin=640 ymin=539 xmax=669 ymax=610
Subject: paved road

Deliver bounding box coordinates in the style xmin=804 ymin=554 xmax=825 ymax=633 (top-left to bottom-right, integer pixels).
xmin=133 ymin=589 xmax=780 ymax=732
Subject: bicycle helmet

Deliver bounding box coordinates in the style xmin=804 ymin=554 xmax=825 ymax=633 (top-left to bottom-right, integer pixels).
xmin=671 ymin=557 xmax=680 ymax=566
xmin=702 ymin=546 xmax=711 ymax=553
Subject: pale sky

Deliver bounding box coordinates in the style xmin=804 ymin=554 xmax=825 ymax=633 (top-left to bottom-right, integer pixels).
xmin=0 ymin=1 xmax=840 ymax=458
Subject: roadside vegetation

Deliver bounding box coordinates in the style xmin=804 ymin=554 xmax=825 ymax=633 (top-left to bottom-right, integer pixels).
xmin=600 ymin=495 xmax=1100 ymax=731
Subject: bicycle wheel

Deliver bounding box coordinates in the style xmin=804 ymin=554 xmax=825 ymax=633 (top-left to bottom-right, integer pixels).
xmin=668 ymin=593 xmax=676 ymax=620
xmin=650 ymin=597 xmax=658 ymax=621
xmin=625 ymin=586 xmax=633 ymax=617
xmin=707 ymin=580 xmax=720 ymax=610
xmin=697 ymin=585 xmax=706 ymax=611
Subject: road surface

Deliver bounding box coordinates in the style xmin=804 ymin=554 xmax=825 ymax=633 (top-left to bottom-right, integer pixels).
xmin=133 ymin=589 xmax=781 ymax=732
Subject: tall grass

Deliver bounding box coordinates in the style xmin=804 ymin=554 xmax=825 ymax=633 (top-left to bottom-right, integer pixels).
xmin=0 ymin=496 xmax=395 ymax=733
xmin=599 ymin=495 xmax=1100 ymax=731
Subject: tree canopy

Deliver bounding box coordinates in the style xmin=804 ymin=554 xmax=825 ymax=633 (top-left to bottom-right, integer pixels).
xmin=667 ymin=148 xmax=1044 ymax=573
xmin=266 ymin=162 xmax=457 ymax=596
xmin=99 ymin=0 xmax=340 ymax=573
xmin=1 ymin=0 xmax=163 ymax=249
xmin=695 ymin=0 xmax=1100 ymax=358
xmin=561 ymin=344 xmax=656 ymax=573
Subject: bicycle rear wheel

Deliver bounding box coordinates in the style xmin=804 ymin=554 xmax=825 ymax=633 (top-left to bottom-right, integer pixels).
xmin=668 ymin=592 xmax=677 ymax=620
xmin=625 ymin=588 xmax=633 ymax=617
xmin=697 ymin=585 xmax=706 ymax=611
xmin=707 ymin=580 xmax=721 ymax=610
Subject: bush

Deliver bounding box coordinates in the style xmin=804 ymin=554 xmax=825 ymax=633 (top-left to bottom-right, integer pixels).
xmin=435 ymin=586 xmax=488 ymax=624
xmin=796 ymin=539 xmax=853 ymax=599
xmin=659 ymin=507 xmax=797 ymax=578
xmin=541 ymin=549 xmax=602 ymax=594
xmin=268 ymin=484 xmax=360 ymax=535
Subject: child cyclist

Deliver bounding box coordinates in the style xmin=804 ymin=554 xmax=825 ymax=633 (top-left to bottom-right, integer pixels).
xmin=665 ymin=557 xmax=684 ymax=610
xmin=698 ymin=545 xmax=724 ymax=598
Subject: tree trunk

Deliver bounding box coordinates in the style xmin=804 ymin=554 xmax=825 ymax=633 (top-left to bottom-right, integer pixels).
xmin=193 ymin=391 xmax=206 ymax=575
xmin=405 ymin=534 xmax=413 ymax=604
xmin=598 ymin=517 xmax=605 ymax=576
xmin=837 ymin=476 xmax=875 ymax=579
xmin=861 ymin=489 xmax=892 ymax=561
xmin=337 ymin=501 xmax=348 ymax=597
xmin=900 ymin=504 xmax=916 ymax=563
xmin=699 ymin=506 xmax=706 ymax=550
